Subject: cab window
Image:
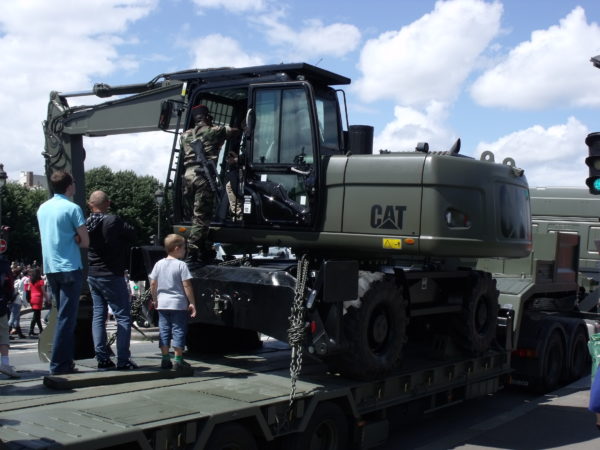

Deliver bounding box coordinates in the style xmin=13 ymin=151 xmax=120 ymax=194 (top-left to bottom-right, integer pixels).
xmin=253 ymin=88 xmax=314 ymax=165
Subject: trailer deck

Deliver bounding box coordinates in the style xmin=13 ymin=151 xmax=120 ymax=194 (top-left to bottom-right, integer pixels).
xmin=0 ymin=340 xmax=511 ymax=449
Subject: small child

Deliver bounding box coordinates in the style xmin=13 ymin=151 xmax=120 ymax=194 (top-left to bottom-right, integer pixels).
xmin=149 ymin=234 xmax=196 ymax=370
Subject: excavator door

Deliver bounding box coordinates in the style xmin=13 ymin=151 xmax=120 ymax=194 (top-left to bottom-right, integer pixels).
xmin=243 ymin=83 xmax=319 ymax=227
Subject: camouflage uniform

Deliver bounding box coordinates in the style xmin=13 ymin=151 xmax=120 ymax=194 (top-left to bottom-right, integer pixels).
xmin=180 ymin=120 xmax=231 ymax=257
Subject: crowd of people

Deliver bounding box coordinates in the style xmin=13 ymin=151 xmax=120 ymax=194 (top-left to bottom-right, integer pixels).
xmin=0 ymin=259 xmax=54 ymax=377
xmin=7 ymin=262 xmax=51 ymax=340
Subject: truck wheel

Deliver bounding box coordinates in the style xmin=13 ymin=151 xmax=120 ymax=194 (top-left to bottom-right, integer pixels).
xmin=454 ymin=272 xmax=498 ymax=355
xmin=331 ymin=279 xmax=407 ymax=379
xmin=535 ymin=331 xmax=565 ymax=393
xmin=205 ymin=422 xmax=257 ymax=450
xmin=283 ymin=402 xmax=349 ymax=450
xmin=566 ymin=327 xmax=589 ymax=382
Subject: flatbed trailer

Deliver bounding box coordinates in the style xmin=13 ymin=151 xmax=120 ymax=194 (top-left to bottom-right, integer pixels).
xmin=0 ymin=340 xmax=511 ymax=450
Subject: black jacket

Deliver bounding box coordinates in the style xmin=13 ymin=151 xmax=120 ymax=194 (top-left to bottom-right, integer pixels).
xmin=86 ymin=213 xmax=136 ymax=277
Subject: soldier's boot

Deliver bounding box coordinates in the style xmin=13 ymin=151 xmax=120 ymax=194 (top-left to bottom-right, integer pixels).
xmin=185 ymin=243 xmax=200 ymax=262
xmin=199 ymin=246 xmax=217 ymax=265
xmin=185 ymin=243 xmax=204 ymax=270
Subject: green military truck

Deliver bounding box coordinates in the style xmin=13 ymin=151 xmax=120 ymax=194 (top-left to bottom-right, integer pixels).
xmin=477 ymin=231 xmax=595 ymax=392
xmin=530 ymin=186 xmax=600 ymax=311
xmin=470 ymin=181 xmax=600 ymax=393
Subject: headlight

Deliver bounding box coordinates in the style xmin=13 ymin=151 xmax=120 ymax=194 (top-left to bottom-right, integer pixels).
xmin=445 ymin=208 xmax=471 ymax=229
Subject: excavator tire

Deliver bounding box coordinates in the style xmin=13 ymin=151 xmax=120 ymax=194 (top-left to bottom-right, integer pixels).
xmin=453 ymin=271 xmax=498 ymax=355
xmin=328 ymin=279 xmax=408 ymax=380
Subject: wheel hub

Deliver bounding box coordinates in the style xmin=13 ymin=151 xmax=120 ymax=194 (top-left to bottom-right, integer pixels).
xmin=369 ymin=307 xmax=390 ymax=351
xmin=474 ymin=297 xmax=489 ymax=333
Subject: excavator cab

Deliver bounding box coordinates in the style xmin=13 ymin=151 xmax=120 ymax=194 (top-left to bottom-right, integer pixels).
xmin=170 ymin=78 xmax=344 ymax=231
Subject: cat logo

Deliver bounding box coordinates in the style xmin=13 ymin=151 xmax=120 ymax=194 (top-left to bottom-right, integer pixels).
xmin=371 ymin=205 xmax=407 ymax=230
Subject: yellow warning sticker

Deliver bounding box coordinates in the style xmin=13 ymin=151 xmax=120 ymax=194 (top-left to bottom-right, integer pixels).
xmin=383 ymin=238 xmax=402 ymax=250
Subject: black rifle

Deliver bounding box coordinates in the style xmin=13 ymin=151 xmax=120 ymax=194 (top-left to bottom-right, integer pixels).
xmin=191 ymin=138 xmax=221 ymax=194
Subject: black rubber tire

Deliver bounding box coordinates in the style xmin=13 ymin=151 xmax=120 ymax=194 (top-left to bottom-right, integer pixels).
xmin=186 ymin=323 xmax=262 ymax=354
xmin=566 ymin=327 xmax=590 ymax=382
xmin=205 ymin=422 xmax=258 ymax=450
xmin=534 ymin=331 xmax=565 ymax=393
xmin=283 ymin=402 xmax=349 ymax=450
xmin=454 ymin=271 xmax=498 ymax=355
xmin=330 ymin=279 xmax=408 ymax=379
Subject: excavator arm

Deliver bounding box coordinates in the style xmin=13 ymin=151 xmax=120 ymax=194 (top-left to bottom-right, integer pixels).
xmin=43 ymin=80 xmax=185 ymax=208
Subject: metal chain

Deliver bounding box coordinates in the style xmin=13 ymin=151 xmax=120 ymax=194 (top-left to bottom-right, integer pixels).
xmin=130 ymin=288 xmax=150 ymax=324
xmin=288 ymin=253 xmax=310 ymax=415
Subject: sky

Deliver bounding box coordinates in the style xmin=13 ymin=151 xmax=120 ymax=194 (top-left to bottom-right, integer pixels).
xmin=1 ymin=0 xmax=600 ymax=189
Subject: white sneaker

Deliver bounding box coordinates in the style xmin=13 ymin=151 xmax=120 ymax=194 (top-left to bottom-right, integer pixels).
xmin=0 ymin=364 xmax=20 ymax=378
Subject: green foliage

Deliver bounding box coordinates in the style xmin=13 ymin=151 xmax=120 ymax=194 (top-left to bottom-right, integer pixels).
xmin=0 ymin=167 xmax=164 ymax=264
xmin=85 ymin=166 xmax=165 ymax=247
xmin=0 ymin=182 xmax=48 ymax=263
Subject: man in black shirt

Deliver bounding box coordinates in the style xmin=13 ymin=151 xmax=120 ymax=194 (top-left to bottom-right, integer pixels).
xmin=86 ymin=190 xmax=137 ymax=370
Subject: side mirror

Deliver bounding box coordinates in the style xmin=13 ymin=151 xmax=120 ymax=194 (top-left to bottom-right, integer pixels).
xmin=158 ymin=100 xmax=173 ymax=130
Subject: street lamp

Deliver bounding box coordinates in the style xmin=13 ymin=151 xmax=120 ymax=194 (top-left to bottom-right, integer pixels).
xmin=0 ymin=163 xmax=7 ymax=236
xmin=154 ymin=188 xmax=164 ymax=245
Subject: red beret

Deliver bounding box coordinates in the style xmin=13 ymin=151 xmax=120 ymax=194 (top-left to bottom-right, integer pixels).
xmin=191 ymin=104 xmax=209 ymax=116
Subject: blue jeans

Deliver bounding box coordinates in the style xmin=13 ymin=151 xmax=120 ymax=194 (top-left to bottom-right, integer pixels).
xmin=88 ymin=275 xmax=132 ymax=365
xmin=158 ymin=310 xmax=188 ymax=349
xmin=46 ymin=269 xmax=83 ymax=374
xmin=8 ymin=302 xmax=21 ymax=329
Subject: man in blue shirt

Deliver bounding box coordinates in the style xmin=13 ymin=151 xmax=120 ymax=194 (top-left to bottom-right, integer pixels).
xmin=37 ymin=171 xmax=89 ymax=375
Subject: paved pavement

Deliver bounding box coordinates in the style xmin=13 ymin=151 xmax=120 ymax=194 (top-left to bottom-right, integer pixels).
xmin=412 ymin=376 xmax=599 ymax=450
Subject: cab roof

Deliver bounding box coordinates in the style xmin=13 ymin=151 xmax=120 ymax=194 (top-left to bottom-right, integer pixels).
xmin=162 ymin=63 xmax=351 ymax=87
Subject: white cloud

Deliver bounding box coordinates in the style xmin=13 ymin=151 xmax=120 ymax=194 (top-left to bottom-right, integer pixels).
xmin=354 ymin=0 xmax=503 ymax=106
xmin=474 ymin=117 xmax=589 ymax=187
xmin=374 ymin=101 xmax=456 ymax=153
xmin=0 ymin=0 xmax=157 ymax=181
xmin=83 ymin=132 xmax=174 ymax=183
xmin=189 ymin=34 xmax=264 ymax=68
xmin=0 ymin=0 xmax=156 ymax=36
xmin=192 ymin=0 xmax=267 ymax=13
xmin=253 ymin=11 xmax=361 ymax=59
xmin=471 ymin=7 xmax=600 ymax=109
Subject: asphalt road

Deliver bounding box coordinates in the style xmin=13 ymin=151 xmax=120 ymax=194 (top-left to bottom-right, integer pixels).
xmin=6 ymin=311 xmax=600 ymax=449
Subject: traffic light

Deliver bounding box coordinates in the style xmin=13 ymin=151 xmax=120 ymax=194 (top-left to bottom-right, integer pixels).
xmin=585 ymin=132 xmax=600 ymax=194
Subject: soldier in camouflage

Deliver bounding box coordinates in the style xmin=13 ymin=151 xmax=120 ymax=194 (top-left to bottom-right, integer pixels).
xmin=181 ymin=104 xmax=240 ymax=263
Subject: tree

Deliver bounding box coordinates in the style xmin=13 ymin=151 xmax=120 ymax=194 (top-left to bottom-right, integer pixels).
xmin=85 ymin=166 xmax=165 ymax=247
xmin=0 ymin=182 xmax=48 ymax=263
xmin=0 ymin=167 xmax=164 ymax=264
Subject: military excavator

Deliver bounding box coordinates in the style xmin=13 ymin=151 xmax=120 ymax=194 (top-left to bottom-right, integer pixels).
xmin=42 ymin=63 xmax=531 ymax=379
